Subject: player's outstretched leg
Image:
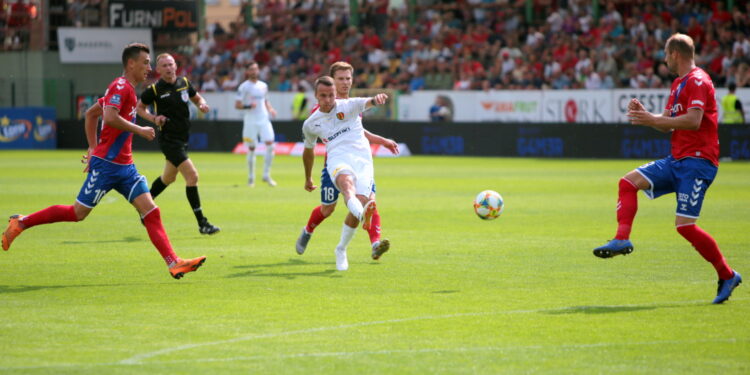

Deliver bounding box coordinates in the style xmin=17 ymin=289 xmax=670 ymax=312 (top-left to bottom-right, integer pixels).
xmin=141 ymin=204 xmax=206 ymax=279
xmin=3 ymin=205 xmax=80 ymax=251
xmin=714 ymin=271 xmax=742 ymax=304
xmin=593 ymin=239 xmax=634 ymax=258
xmin=2 ymin=215 xmax=26 ymax=251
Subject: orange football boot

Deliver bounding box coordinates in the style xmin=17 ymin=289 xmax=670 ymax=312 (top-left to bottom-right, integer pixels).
xmin=361 ymin=200 xmax=376 ymax=231
xmin=2 ymin=215 xmax=25 ymax=251
xmin=169 ymin=256 xmax=206 ymax=279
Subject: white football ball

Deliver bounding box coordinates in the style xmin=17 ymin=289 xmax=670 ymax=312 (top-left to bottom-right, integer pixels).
xmin=474 ymin=190 xmax=504 ymax=220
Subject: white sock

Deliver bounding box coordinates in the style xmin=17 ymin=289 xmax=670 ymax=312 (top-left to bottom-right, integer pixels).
xmin=346 ymin=198 xmax=364 ymax=220
xmin=337 ymin=223 xmax=357 ymax=250
xmin=263 ymin=143 xmax=275 ymax=179
xmin=246 ymin=150 xmax=256 ymax=181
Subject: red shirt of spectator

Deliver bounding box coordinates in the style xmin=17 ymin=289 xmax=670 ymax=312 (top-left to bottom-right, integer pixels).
xmin=8 ymin=0 xmax=32 ymax=27
xmin=361 ymin=30 xmax=382 ymax=49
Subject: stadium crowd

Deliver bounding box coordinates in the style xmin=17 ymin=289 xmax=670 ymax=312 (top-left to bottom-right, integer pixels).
xmin=172 ymin=1 xmax=750 ymax=92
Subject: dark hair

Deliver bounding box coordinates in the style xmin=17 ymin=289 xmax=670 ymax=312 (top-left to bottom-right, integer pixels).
xmin=729 ymin=82 xmax=737 ymax=92
xmin=121 ymin=43 xmax=150 ymax=67
xmin=314 ymin=76 xmax=334 ymax=94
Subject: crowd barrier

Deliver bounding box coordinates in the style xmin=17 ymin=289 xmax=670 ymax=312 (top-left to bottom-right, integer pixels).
xmin=55 ymin=119 xmax=750 ymax=160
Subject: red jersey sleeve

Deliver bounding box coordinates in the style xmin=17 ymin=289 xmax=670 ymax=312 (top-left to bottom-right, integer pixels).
xmin=103 ymin=77 xmax=130 ymax=112
xmin=684 ymin=72 xmax=711 ymax=112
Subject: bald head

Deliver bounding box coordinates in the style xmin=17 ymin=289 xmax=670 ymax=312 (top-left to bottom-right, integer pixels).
xmin=665 ymin=33 xmax=695 ymax=60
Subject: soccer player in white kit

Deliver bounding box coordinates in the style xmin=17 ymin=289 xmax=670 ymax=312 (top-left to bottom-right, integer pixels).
xmin=235 ymin=61 xmax=278 ymax=187
xmin=302 ymin=76 xmax=388 ymax=271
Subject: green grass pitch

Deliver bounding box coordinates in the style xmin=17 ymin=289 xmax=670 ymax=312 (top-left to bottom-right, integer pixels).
xmin=0 ymin=150 xmax=748 ymax=374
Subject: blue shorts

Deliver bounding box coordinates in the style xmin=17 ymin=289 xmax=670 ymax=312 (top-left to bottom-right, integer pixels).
xmin=320 ymin=164 xmax=376 ymax=205
xmin=636 ymin=156 xmax=718 ymax=219
xmin=76 ymin=157 xmax=149 ymax=208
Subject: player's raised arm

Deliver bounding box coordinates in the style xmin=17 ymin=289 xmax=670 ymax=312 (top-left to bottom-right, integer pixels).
xmin=364 ymin=93 xmax=388 ymax=110
xmin=103 ymin=106 xmax=155 ymax=141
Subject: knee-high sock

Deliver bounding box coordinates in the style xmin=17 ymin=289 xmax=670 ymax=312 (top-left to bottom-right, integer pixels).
xmin=21 ymin=205 xmax=78 ymax=228
xmin=346 ymin=198 xmax=364 ymax=221
xmin=305 ymin=205 xmax=327 ymax=233
xmin=142 ymin=207 xmax=179 ymax=266
xmin=615 ymin=178 xmax=638 ymax=240
xmin=676 ymin=223 xmax=733 ymax=280
xmin=367 ymin=207 xmax=381 ymax=244
xmin=150 ymin=176 xmax=168 ymax=199
xmin=263 ymin=143 xmax=275 ymax=179
xmin=186 ymin=186 xmax=205 ymax=224
xmin=337 ymin=223 xmax=357 ymax=250
xmin=246 ymin=149 xmax=256 ymax=182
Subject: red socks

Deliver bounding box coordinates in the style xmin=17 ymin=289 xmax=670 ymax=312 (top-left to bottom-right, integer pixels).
xmin=615 ymin=178 xmax=638 ymax=240
xmin=142 ymin=207 xmax=178 ymax=266
xmin=305 ymin=205 xmax=327 ymax=233
xmin=367 ymin=208 xmax=381 ymax=244
xmin=21 ymin=205 xmax=78 ymax=228
xmin=304 ymin=204 xmax=382 ymax=244
xmin=676 ymin=223 xmax=733 ymax=280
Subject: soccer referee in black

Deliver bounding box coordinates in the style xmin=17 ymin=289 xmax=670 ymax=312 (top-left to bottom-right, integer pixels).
xmin=137 ymin=53 xmax=219 ymax=235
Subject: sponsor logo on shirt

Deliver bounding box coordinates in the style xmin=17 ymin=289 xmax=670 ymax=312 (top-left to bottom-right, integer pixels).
xmin=160 ymin=93 xmax=171 ymax=98
xmin=324 ymin=126 xmax=351 ymax=143
xmin=110 ymin=94 xmax=121 ymax=105
xmin=691 ymin=100 xmax=704 ymax=106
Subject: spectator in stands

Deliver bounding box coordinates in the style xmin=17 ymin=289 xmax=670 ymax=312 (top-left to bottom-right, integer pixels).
xmin=429 ymin=95 xmax=452 ymax=122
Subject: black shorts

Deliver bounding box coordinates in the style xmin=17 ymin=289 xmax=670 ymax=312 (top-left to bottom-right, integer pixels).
xmin=160 ymin=140 xmax=189 ymax=167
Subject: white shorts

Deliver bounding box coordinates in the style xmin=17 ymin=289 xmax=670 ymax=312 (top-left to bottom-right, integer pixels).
xmin=242 ymin=121 xmax=275 ymax=146
xmin=326 ymin=155 xmax=374 ymax=197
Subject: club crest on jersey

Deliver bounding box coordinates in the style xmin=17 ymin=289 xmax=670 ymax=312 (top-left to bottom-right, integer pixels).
xmin=336 ymin=112 xmax=344 ymax=120
xmin=181 ymin=91 xmax=189 ymax=102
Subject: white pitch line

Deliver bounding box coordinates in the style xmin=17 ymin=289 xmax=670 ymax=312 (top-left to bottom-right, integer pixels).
xmin=120 ymin=298 xmax=731 ymax=365
xmin=0 ymin=298 xmax=744 ymax=371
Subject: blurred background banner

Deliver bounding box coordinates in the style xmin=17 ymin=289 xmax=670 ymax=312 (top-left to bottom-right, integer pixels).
xmin=56 ymin=27 xmax=152 ymax=63
xmin=108 ymin=0 xmax=198 ymax=32
xmin=0 ymin=107 xmax=56 ymax=149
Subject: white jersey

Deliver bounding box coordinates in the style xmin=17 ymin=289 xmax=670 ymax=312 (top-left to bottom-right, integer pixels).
xmin=302 ymin=98 xmax=371 ymax=162
xmin=236 ymin=79 xmax=270 ymax=124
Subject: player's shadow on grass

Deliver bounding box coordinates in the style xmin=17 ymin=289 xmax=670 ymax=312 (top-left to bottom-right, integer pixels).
xmin=60 ymin=236 xmax=141 ymax=245
xmin=226 ymin=258 xmax=341 ymax=280
xmin=541 ymin=304 xmax=685 ymax=315
xmin=0 ymin=283 xmax=151 ymax=294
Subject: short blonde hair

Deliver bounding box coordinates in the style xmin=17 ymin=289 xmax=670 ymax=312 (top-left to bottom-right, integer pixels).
xmin=156 ymin=53 xmax=174 ymax=64
xmin=329 ymin=61 xmax=353 ymax=77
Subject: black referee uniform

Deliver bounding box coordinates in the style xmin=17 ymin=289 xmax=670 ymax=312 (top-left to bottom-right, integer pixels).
xmin=140 ymin=76 xmax=195 ymax=167
xmin=140 ymin=76 xmax=219 ymax=235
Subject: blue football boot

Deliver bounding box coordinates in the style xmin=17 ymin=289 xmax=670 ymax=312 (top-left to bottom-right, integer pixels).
xmin=713 ymin=271 xmax=742 ymax=304
xmin=593 ymin=239 xmax=634 ymax=258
